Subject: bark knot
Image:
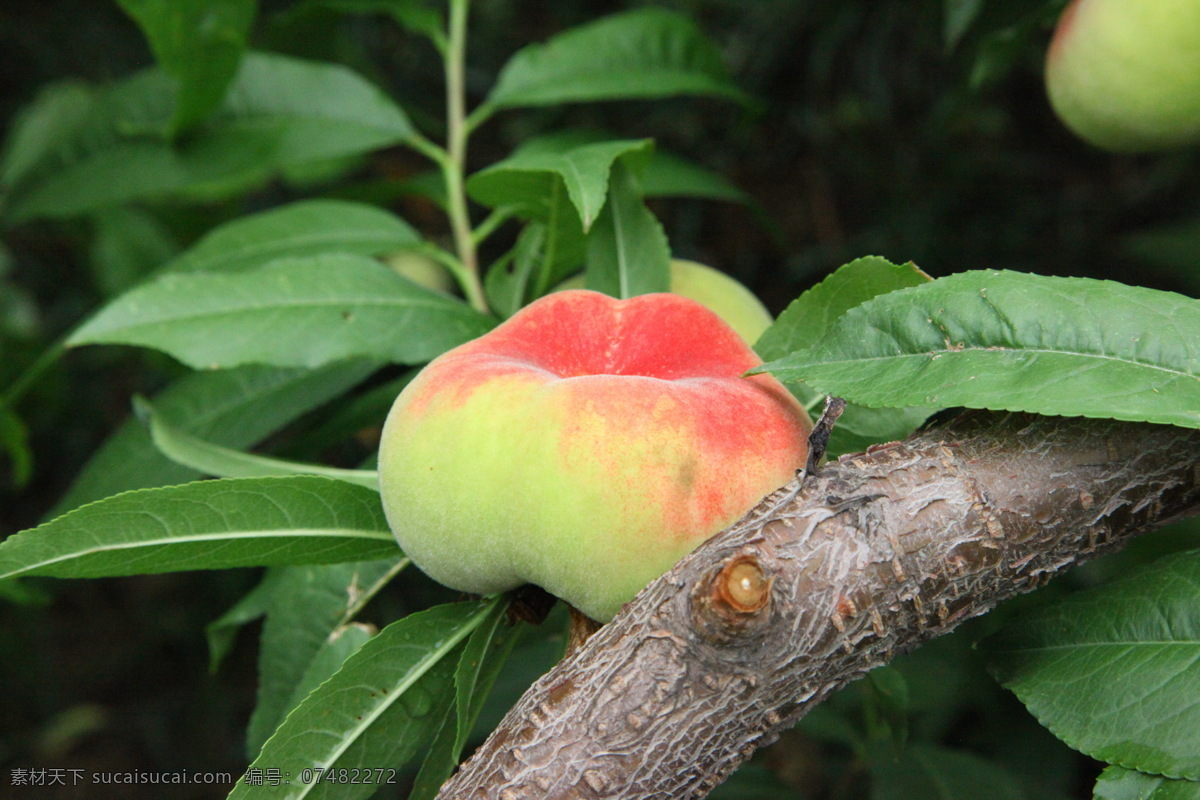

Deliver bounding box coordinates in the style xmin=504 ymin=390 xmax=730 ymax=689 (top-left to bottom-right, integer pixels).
xmin=692 ymin=553 xmax=774 ymax=643
xmin=718 ymin=557 xmax=772 ymax=613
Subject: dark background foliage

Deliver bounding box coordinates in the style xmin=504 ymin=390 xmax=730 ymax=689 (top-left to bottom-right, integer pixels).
xmin=2 ymin=1 xmax=1197 ymax=797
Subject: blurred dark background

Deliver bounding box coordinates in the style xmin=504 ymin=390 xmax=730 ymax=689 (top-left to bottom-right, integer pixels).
xmin=2 ymin=1 xmax=1198 ymax=797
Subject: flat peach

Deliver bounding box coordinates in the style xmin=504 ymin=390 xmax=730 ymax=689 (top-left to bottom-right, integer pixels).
xmin=378 ymin=290 xmax=811 ymax=620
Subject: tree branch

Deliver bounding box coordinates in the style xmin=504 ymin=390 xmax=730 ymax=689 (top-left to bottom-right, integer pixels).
xmin=437 ymin=412 xmax=1200 ymax=799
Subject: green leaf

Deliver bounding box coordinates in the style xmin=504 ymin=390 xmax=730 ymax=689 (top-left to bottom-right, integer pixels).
xmin=0 ymin=406 xmax=33 ymax=489
xmin=136 ymin=396 xmax=379 ymax=488
xmin=528 ymin=210 xmax=589 ymax=299
xmin=755 ymin=256 xmax=932 ymax=362
xmin=409 ymin=597 xmax=522 ymax=800
xmin=585 ymin=160 xmax=671 ymax=299
xmin=248 ymin=560 xmax=403 ymax=756
xmin=981 ymin=550 xmax=1200 ymax=778
xmin=868 ymin=743 xmax=1027 ymax=800
xmin=1123 ymin=216 xmax=1200 ymax=281
xmin=1095 ymin=766 xmax=1200 ymax=800
xmin=230 ymin=599 xmax=498 ymax=800
xmin=68 ymin=254 xmax=495 ymax=369
xmin=756 ymin=270 xmax=1200 ymax=429
xmin=470 ymin=134 xmax=594 ymax=311
xmin=451 ymin=602 xmax=520 ymax=760
xmin=483 ymin=206 xmax=588 ymax=318
xmin=206 ymin=569 xmax=285 ymax=673
xmin=116 ymin=0 xmax=256 ymax=134
xmin=284 ymin=622 xmax=376 ymax=710
xmin=756 ymin=256 xmax=934 ymax=456
xmin=329 ymin=170 xmax=447 ymax=212
xmin=640 ymin=150 xmax=749 ymax=203
xmin=284 ymin=371 xmax=415 ymax=460
xmin=466 ymin=605 xmax=567 ymax=739
xmin=0 ymin=476 xmax=400 ymax=582
xmin=13 ymin=69 xmax=177 ymax=185
xmin=487 ymin=8 xmax=748 ymax=110
xmin=864 ymin=667 xmax=910 ymax=751
xmin=2 ymin=69 xmax=195 ymax=218
xmin=50 ymin=360 xmax=378 ymax=516
xmin=943 ymin=0 xmax=987 ymax=50
xmin=8 ymin=53 xmax=416 ymax=221
xmin=163 ymin=199 xmax=422 ymax=275
xmin=288 ymin=0 xmax=445 ymax=47
xmin=9 ymin=139 xmax=248 ymax=222
xmin=0 ymin=578 xmax=49 ymax=605
xmin=90 ymin=207 xmax=180 ymax=296
xmin=0 ymin=239 xmax=38 ymax=339
xmin=484 ymin=222 xmax=549 ymax=320
xmin=0 ymin=81 xmax=93 ymax=192
xmin=201 ymin=50 xmax=418 ymax=157
xmin=708 ymin=763 xmax=801 ymax=800
xmin=467 ymin=138 xmax=654 ymax=231
xmin=468 ymin=129 xmax=745 ymax=208
xmin=967 ymin=6 xmax=1059 ymax=90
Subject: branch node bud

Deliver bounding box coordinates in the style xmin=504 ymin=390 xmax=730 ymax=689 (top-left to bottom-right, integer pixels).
xmin=719 ymin=557 xmax=772 ymax=613
xmin=692 ymin=553 xmax=775 ymax=644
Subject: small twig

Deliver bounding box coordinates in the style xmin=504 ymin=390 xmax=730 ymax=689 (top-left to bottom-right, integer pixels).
xmin=564 ymin=605 xmax=604 ymax=657
xmin=801 ymin=396 xmax=847 ymax=482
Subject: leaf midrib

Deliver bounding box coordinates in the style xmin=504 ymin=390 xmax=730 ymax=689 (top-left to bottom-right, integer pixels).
xmin=786 ymin=344 xmax=1199 ymax=383
xmin=215 ymin=112 xmax=409 ymax=137
xmin=994 ymin=639 xmax=1200 ymax=653
xmin=0 ymin=528 xmax=396 ymax=580
xmin=176 ymin=230 xmax=413 ymax=272
xmin=509 ymin=65 xmax=722 ymax=89
xmin=76 ymin=293 xmax=472 ymax=339
xmin=292 ymin=602 xmax=495 ymax=800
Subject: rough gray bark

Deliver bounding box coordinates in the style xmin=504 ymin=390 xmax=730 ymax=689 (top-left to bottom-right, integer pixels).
xmin=437 ymin=412 xmax=1200 ymax=800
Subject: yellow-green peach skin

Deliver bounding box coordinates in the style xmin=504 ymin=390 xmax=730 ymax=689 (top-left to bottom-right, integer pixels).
xmin=1046 ymin=0 xmax=1200 ymax=152
xmin=378 ymin=290 xmax=812 ymax=621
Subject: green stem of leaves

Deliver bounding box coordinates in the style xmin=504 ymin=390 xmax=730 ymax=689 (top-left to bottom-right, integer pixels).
xmin=472 ymin=207 xmax=515 ymax=247
xmin=443 ymin=0 xmax=488 ymax=314
xmin=464 ymin=100 xmax=496 ymax=135
xmin=0 ymin=335 xmax=66 ymax=417
xmin=335 ymin=557 xmax=412 ymax=628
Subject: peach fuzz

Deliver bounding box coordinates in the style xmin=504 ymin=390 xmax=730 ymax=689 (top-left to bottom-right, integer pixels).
xmin=377 ymin=290 xmax=812 ymax=621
